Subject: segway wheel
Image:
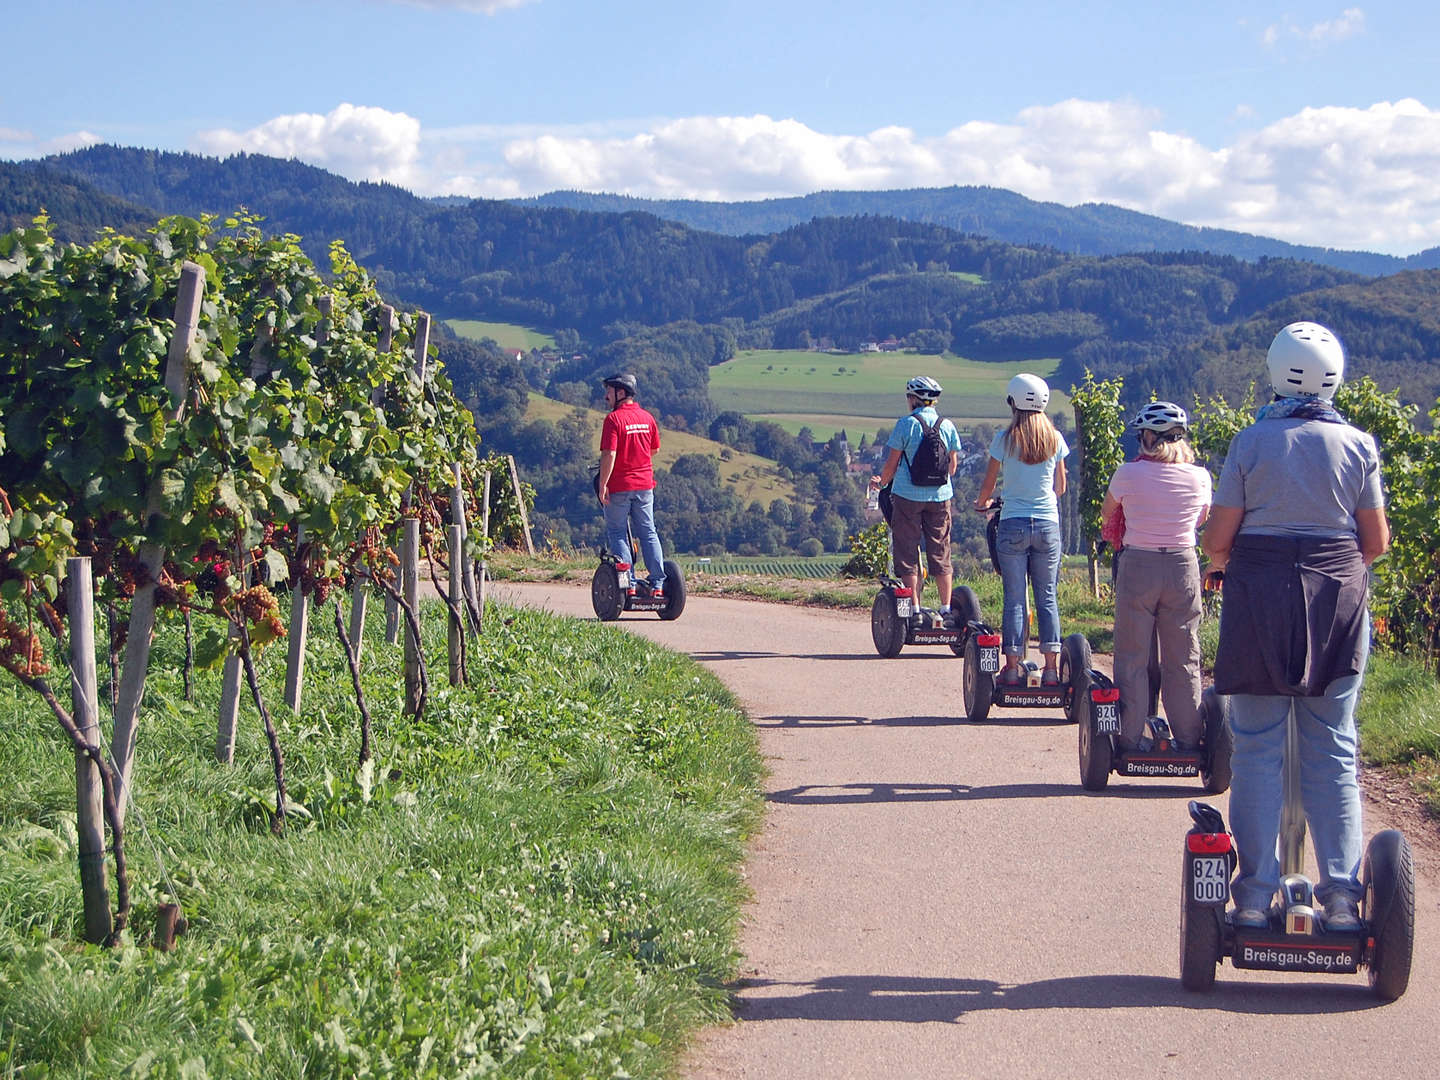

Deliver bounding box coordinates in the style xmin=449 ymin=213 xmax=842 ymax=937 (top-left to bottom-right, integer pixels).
xmin=962 ymin=634 xmax=994 ymax=723
xmin=1200 ymin=687 xmax=1233 ymax=794
xmin=1059 ymin=633 xmax=1091 ymax=725
xmin=1179 ymin=890 xmax=1221 ymax=991
xmin=1363 ymin=829 xmax=1415 ymax=1001
xmin=658 ymin=560 xmax=686 ymax=621
xmin=871 ymin=588 xmax=906 ymax=658
xmin=591 ymin=562 xmax=624 ymax=621
xmin=1075 ymin=665 xmax=1111 ymax=790
xmin=949 ymin=585 xmax=981 ymax=657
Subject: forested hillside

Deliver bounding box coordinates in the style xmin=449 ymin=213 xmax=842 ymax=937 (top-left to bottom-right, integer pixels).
xmin=520 ymin=186 xmax=1440 ymax=277
xmin=10 ymin=145 xmax=1440 ymax=554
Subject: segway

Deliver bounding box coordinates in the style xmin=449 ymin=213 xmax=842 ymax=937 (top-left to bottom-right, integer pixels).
xmin=954 ymin=500 xmax=1090 ymax=722
xmin=868 ymin=482 xmax=966 ymax=658
xmin=1077 ymin=682 xmax=1233 ymax=792
xmin=1178 ymin=715 xmax=1415 ymax=998
xmin=870 ymin=577 xmax=969 ymax=657
xmin=589 ymin=470 xmax=686 ymax=622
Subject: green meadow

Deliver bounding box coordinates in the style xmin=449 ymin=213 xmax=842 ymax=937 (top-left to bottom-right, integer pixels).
xmin=447 ymin=319 xmax=557 ymax=352
xmin=709 ymin=350 xmax=1067 ymax=433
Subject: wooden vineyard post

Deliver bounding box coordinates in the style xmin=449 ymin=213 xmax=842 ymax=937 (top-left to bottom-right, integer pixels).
xmin=377 ymin=305 xmax=401 ymax=646
xmin=448 ymin=523 xmax=464 ymax=685
xmin=111 ymin=261 xmax=204 ymax=825
xmin=283 ymin=525 xmax=309 ymax=712
xmin=402 ymin=518 xmax=423 ymax=714
xmin=453 ymin=462 xmax=480 ymax=632
xmin=215 ymin=625 xmax=241 ymax=764
xmin=478 ymin=470 xmax=492 ymax=621
xmin=348 ymin=576 xmax=370 ymax=667
xmin=507 ymin=454 xmax=535 ymax=556
xmin=385 ymin=313 xmax=429 ymax=645
xmin=69 ymin=557 xmax=112 ymax=944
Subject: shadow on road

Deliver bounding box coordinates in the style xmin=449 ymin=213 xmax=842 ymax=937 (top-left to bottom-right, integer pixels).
xmin=767 ymin=781 xmax=1213 ymax=804
xmin=688 ymin=651 xmax=886 ymax=662
xmin=755 ymin=713 xmax=1069 ymax=730
xmin=730 ymin=972 xmax=1385 ymax=1022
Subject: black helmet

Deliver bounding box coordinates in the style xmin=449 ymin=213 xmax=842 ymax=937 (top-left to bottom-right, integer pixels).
xmin=602 ymin=372 xmax=637 ymax=397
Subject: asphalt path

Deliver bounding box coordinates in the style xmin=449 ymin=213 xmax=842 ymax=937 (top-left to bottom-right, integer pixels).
xmin=493 ymin=581 xmax=1440 ymax=1079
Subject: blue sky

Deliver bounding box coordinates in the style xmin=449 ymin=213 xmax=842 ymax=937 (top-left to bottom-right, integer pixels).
xmin=5 ymin=1 xmax=1440 ymax=254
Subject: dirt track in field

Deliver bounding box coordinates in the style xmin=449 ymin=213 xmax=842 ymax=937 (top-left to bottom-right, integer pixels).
xmin=494 ymin=581 xmax=1440 ymax=1080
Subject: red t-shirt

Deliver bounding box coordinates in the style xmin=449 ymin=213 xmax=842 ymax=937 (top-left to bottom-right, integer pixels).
xmin=600 ymin=400 xmax=660 ymax=492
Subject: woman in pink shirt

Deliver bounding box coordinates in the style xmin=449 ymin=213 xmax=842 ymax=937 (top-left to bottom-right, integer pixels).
xmin=1100 ymin=402 xmax=1212 ymax=750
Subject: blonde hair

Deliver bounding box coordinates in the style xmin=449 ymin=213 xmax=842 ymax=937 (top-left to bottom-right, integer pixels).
xmin=1138 ymin=431 xmax=1197 ymax=464
xmin=1003 ymin=408 xmax=1061 ymax=465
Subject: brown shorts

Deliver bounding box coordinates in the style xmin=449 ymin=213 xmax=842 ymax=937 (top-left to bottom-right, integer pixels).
xmin=890 ymin=494 xmax=952 ymax=578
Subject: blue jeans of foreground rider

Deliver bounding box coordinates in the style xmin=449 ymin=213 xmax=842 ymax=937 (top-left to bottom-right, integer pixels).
xmin=996 ymin=517 xmax=1062 ymax=656
xmin=1227 ymin=650 xmax=1367 ymax=913
xmin=604 ymin=488 xmax=666 ymax=592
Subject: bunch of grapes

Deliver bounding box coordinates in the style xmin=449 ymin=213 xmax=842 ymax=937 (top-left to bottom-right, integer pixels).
xmin=0 ymin=612 xmax=48 ymax=678
xmin=195 ymin=558 xmax=233 ymax=601
xmin=226 ymin=585 xmax=286 ymax=645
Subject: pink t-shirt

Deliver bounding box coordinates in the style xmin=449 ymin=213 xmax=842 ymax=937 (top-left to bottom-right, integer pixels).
xmin=1107 ymin=459 xmax=1212 ymax=550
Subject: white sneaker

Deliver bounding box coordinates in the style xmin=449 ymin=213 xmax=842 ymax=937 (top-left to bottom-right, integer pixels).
xmin=1323 ymin=896 xmax=1361 ymax=931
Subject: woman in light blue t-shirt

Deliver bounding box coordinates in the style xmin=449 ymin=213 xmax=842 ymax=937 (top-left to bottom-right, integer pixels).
xmin=973 ymin=374 xmax=1070 ymax=685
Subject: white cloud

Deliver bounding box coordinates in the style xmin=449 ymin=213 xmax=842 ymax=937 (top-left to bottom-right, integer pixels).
xmin=1262 ymin=6 xmax=1366 ymax=47
xmin=193 ymin=104 xmax=423 ymax=188
xmin=0 ymin=128 xmax=102 ymax=159
xmin=178 ymin=96 xmax=1440 ymax=255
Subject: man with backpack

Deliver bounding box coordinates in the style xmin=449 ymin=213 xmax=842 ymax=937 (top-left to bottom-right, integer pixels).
xmin=870 ymin=376 xmax=963 ymax=624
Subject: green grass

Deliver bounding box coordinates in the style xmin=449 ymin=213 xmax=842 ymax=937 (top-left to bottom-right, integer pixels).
xmin=1357 ymin=652 xmax=1440 ymax=800
xmin=0 ymin=597 xmax=763 ymax=1078
xmin=447 ymin=319 xmax=557 ymax=352
xmin=709 ymin=350 xmax=1068 ymax=430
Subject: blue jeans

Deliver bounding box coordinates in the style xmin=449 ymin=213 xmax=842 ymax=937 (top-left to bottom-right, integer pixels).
xmin=604 ymin=488 xmax=666 ymax=591
xmin=1227 ymin=657 xmax=1367 ymax=911
xmin=996 ymin=517 xmax=1062 ymax=656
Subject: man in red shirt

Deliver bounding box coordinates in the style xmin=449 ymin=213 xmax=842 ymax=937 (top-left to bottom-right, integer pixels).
xmin=597 ymin=372 xmax=668 ymax=597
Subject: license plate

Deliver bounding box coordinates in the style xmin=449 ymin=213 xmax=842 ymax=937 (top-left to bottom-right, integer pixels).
xmin=978 ymin=646 xmax=1000 ymax=673
xmin=1191 ymin=856 xmax=1229 ymax=904
xmin=896 ymin=598 xmax=911 ymax=618
xmin=616 ymin=569 xmax=630 ymax=588
xmin=1094 ymin=701 xmax=1120 ymax=733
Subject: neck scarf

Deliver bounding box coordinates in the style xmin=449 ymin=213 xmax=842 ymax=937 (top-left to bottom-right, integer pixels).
xmin=1257 ymin=396 xmax=1346 ymax=424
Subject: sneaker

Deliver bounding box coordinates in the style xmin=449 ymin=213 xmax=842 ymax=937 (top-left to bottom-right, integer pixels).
xmin=1041 ymin=669 xmax=1061 ymax=686
xmin=1231 ymin=907 xmax=1269 ymax=929
xmin=997 ymin=667 xmax=1023 ymax=686
xmin=1323 ymin=896 xmax=1361 ymax=931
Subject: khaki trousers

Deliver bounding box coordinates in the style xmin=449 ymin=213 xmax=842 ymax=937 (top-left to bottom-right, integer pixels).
xmin=1113 ymin=547 xmax=1203 ymax=744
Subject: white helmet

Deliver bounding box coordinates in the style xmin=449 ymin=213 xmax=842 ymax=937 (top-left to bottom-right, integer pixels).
xmin=1131 ymin=401 xmax=1188 ymax=433
xmin=1007 ymin=373 xmax=1050 ymax=412
xmin=905 ymin=375 xmax=943 ymax=402
xmin=1267 ymin=322 xmax=1344 ymax=400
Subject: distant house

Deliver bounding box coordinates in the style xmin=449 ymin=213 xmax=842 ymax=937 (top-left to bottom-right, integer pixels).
xmin=860 ymin=341 xmax=881 ymax=353
xmin=878 ymin=338 xmax=902 ymax=352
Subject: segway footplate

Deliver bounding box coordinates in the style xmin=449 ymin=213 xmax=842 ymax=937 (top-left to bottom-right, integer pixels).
xmin=1229 ymin=929 xmax=1364 ymax=974
xmin=1115 ymin=748 xmax=1205 ymax=779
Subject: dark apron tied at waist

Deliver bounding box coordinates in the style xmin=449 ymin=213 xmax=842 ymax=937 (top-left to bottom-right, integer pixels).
xmin=1213 ymin=533 xmax=1369 ymax=697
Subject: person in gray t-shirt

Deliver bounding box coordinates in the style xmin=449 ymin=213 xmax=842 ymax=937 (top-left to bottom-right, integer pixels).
xmin=1213 ymin=416 xmax=1383 ymax=539
xmin=1202 ymin=322 xmax=1390 ymax=933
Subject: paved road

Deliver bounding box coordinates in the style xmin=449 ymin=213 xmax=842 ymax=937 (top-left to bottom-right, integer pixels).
xmin=494 ymin=582 xmax=1439 ymax=1080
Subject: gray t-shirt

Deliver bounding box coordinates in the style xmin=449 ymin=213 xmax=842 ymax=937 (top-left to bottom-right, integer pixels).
xmin=1214 ymin=417 xmax=1384 ymax=538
